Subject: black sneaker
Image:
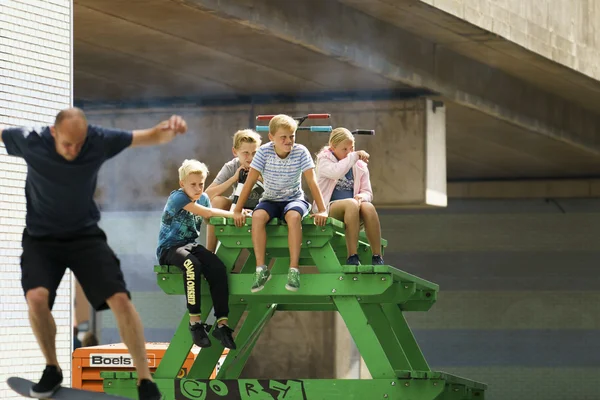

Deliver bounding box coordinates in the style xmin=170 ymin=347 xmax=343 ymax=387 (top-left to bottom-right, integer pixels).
xmin=212 ymin=324 xmax=237 ymax=349
xmin=190 ymin=323 xmax=212 ymax=348
xmin=138 ymin=379 xmax=163 ymax=400
xmin=30 ymin=365 xmax=62 ymax=398
xmin=372 ymin=255 xmax=384 ymax=265
xmin=346 ymin=254 xmax=361 ymax=266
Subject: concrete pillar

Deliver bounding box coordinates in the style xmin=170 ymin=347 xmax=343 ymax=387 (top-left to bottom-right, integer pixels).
xmin=334 ymin=315 xmax=374 ymax=379
xmin=373 ymin=98 xmax=447 ymax=207
xmin=359 ymin=357 xmax=372 ymax=379
xmin=334 ymin=315 xmax=360 ymax=379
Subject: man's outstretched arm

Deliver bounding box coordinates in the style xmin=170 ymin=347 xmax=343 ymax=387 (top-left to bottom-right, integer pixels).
xmin=131 ymin=115 xmax=188 ymax=147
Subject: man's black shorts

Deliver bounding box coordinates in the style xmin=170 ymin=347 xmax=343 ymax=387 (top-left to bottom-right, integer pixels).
xmin=21 ymin=225 xmax=130 ymax=311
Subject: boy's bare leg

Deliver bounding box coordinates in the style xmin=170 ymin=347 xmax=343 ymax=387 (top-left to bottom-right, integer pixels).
xmin=27 ymin=288 xmax=59 ymax=367
xmin=206 ymin=196 xmax=232 ymax=252
xmin=251 ymin=210 xmax=270 ymax=266
xmin=284 ymin=211 xmax=303 ymax=267
xmin=360 ymin=202 xmax=382 ymax=255
xmin=106 ymin=293 xmax=152 ymax=382
xmin=329 ymin=199 xmax=360 ymax=257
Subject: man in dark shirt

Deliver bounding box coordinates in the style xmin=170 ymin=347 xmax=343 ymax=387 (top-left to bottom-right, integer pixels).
xmin=1 ymin=107 xmax=187 ymax=400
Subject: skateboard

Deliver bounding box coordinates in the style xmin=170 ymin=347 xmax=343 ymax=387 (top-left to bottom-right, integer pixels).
xmin=7 ymin=377 xmax=131 ymax=399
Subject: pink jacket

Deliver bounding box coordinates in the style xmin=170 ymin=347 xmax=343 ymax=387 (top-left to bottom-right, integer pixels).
xmin=314 ymin=149 xmax=373 ymax=209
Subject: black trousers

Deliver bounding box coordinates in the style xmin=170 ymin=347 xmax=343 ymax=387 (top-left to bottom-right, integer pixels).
xmin=160 ymin=242 xmax=229 ymax=320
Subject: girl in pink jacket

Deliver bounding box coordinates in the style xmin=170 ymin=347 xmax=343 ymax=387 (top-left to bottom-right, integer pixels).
xmin=315 ymin=128 xmax=384 ymax=265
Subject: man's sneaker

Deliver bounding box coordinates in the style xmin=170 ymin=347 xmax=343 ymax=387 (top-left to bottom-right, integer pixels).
xmin=346 ymin=254 xmax=361 ymax=266
xmin=372 ymin=254 xmax=385 ymax=265
xmin=138 ymin=379 xmax=163 ymax=400
xmin=30 ymin=365 xmax=62 ymax=398
xmin=190 ymin=323 xmax=212 ymax=348
xmin=251 ymin=268 xmax=271 ymax=292
xmin=285 ymin=268 xmax=300 ymax=292
xmin=212 ymin=324 xmax=237 ymax=349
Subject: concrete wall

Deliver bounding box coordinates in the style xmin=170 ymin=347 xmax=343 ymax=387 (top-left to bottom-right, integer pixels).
xmin=0 ymin=0 xmax=72 ymax=396
xmin=423 ymin=0 xmax=600 ymax=80
xmin=385 ymin=198 xmax=600 ymax=400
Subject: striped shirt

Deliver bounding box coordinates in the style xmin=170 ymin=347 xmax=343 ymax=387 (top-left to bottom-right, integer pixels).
xmin=250 ymin=142 xmax=315 ymax=202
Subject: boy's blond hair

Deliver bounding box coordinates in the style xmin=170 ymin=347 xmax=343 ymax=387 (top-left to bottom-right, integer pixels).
xmin=268 ymin=114 xmax=297 ymax=135
xmin=178 ymin=159 xmax=209 ymax=181
xmin=233 ymin=129 xmax=262 ymax=149
xmin=328 ymin=127 xmax=354 ymax=148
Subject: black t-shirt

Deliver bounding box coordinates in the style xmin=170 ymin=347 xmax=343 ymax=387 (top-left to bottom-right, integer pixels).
xmin=2 ymin=125 xmax=132 ymax=237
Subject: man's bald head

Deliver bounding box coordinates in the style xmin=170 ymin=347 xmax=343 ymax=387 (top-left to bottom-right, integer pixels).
xmin=51 ymin=107 xmax=89 ymax=161
xmin=54 ymin=107 xmax=87 ymax=128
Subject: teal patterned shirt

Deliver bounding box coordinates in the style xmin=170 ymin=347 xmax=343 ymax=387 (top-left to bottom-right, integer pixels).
xmin=156 ymin=189 xmax=210 ymax=259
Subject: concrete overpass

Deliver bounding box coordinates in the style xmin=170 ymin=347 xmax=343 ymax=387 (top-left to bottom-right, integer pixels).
xmin=74 ymin=0 xmax=600 ymax=184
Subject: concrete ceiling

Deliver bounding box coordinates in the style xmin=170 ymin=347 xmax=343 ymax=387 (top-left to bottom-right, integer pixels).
xmin=73 ymin=0 xmax=600 ymax=181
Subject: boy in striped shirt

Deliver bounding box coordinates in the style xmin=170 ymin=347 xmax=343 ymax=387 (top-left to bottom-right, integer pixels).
xmin=233 ymin=114 xmax=328 ymax=292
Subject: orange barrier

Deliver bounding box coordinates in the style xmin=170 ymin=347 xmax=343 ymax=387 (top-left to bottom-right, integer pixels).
xmin=72 ymin=342 xmax=228 ymax=392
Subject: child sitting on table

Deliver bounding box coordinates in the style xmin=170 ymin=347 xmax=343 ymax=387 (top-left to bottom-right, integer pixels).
xmin=315 ymin=127 xmax=384 ymax=265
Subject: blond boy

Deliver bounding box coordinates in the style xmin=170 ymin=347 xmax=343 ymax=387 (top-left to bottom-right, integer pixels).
xmin=157 ymin=159 xmax=246 ymax=350
xmin=205 ymin=129 xmax=263 ymax=251
xmin=233 ymin=115 xmax=328 ymax=292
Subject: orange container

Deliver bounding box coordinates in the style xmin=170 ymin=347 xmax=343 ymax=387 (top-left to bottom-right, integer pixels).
xmin=72 ymin=343 xmax=228 ymax=392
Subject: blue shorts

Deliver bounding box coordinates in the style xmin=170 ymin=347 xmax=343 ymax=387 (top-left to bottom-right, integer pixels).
xmin=254 ymin=199 xmax=311 ymax=221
